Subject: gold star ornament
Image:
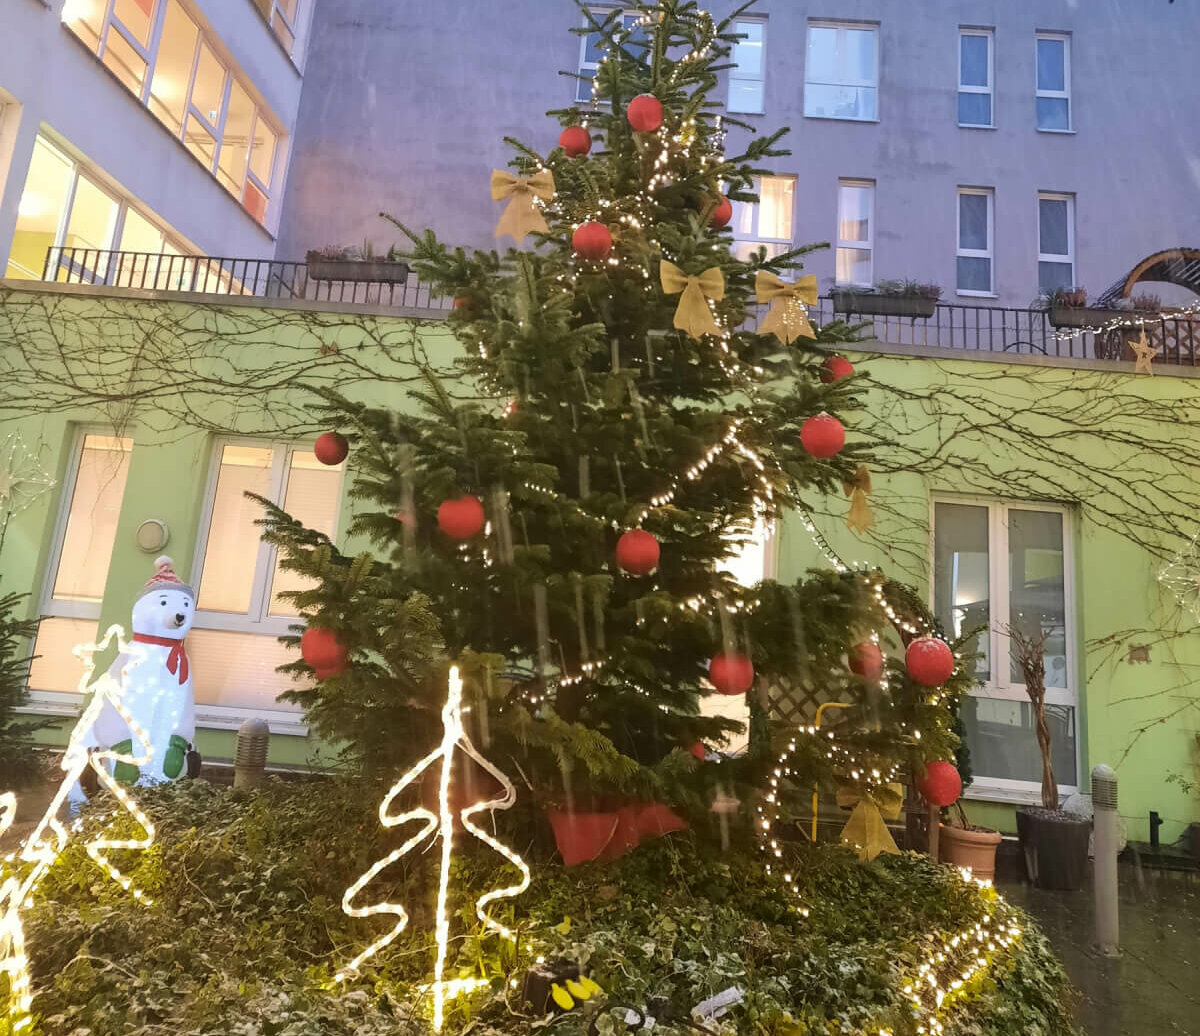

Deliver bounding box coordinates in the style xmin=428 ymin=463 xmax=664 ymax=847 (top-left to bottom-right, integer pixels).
xmin=1130 ymin=330 xmax=1159 ymax=375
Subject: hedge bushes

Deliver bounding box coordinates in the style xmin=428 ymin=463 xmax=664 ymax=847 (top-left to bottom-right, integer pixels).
xmin=7 ymin=779 xmax=1077 ymax=1035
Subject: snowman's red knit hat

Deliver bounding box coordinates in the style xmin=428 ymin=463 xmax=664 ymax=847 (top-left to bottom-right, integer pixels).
xmin=138 ymin=555 xmax=195 ymax=600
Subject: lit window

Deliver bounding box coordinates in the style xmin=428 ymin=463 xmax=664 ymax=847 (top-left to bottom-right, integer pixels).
xmin=727 ymin=19 xmax=765 ymax=114
xmin=28 ymin=433 xmax=133 ymax=695
xmin=932 ymin=500 xmax=1078 ymax=796
xmin=189 ymin=441 xmax=344 ymax=714
xmin=956 ymin=187 xmax=994 ymax=296
xmin=835 ymin=179 xmax=874 ymax=286
xmin=576 ymin=9 xmax=646 ymax=103
xmin=7 ymin=134 xmax=185 ymax=284
xmin=63 ymin=0 xmax=283 ymax=224
xmin=958 ymin=29 xmax=993 ymax=128
xmin=269 ymin=0 xmax=300 ymax=53
xmin=1037 ymin=193 xmax=1075 ymax=292
xmin=1036 ymin=33 xmax=1071 ymax=131
xmin=805 ymin=22 xmax=878 ymax=121
xmin=731 ymin=175 xmax=795 ymax=261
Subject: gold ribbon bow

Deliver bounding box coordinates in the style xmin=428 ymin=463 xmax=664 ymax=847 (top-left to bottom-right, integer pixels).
xmin=659 ymin=261 xmax=725 ymax=338
xmin=842 ymin=464 xmax=874 ymax=535
xmin=836 ymin=783 xmax=904 ymax=862
xmin=755 ymin=271 xmax=818 ymax=344
xmin=490 ymin=169 xmax=556 ymax=242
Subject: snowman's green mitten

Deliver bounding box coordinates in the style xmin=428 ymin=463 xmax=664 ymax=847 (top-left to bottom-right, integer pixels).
xmin=163 ymin=734 xmax=188 ymax=779
xmin=112 ymin=739 xmax=139 ymax=784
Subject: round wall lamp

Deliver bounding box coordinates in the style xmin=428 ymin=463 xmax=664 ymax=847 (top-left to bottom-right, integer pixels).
xmin=134 ymin=518 xmax=169 ymax=553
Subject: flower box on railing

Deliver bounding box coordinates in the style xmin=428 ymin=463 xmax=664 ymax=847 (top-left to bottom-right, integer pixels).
xmin=305 ymin=251 xmax=410 ymax=284
xmin=831 ymin=290 xmax=937 ymax=319
xmin=1047 ymin=305 xmax=1127 ymax=329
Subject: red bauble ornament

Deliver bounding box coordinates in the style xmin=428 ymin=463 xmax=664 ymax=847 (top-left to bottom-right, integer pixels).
xmin=615 ymin=529 xmax=660 ymax=575
xmin=708 ymin=652 xmax=754 ymax=695
xmin=572 ymin=221 xmax=612 ymax=261
xmin=559 ymin=125 xmax=591 ymax=157
xmin=820 ymin=355 xmax=855 ymax=383
xmin=800 ymin=413 xmax=845 ymax=458
xmin=688 ymin=742 xmax=707 ymax=761
xmin=626 ymin=93 xmax=663 ymax=132
xmin=313 ymin=432 xmax=348 ymax=466
xmin=300 ymin=627 xmax=348 ymax=679
xmin=918 ymin=760 xmax=963 ymax=807
xmin=709 ymin=194 xmax=732 ymax=228
xmin=848 ymin=642 xmax=884 ymax=682
xmin=906 ymin=637 xmax=956 ymax=687
xmin=437 ymin=495 xmax=485 ymax=540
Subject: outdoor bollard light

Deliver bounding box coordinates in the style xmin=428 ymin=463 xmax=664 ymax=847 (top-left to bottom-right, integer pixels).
xmin=233 ymin=717 xmax=270 ymax=790
xmin=1091 ymin=764 xmax=1120 ymax=957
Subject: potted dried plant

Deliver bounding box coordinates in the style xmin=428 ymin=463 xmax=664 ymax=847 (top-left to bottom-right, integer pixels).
xmin=1006 ymin=621 xmax=1091 ymax=889
xmin=305 ymin=243 xmax=410 ymax=284
xmin=1042 ymin=287 xmax=1125 ymax=329
xmin=831 ymin=279 xmax=941 ymax=319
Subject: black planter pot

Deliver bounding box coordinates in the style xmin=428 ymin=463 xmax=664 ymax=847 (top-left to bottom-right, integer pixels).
xmin=1016 ymin=806 xmax=1091 ymax=890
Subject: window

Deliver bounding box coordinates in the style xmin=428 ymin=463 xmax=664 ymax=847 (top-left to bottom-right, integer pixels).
xmin=1036 ymin=33 xmax=1071 ymax=131
xmin=63 ymin=0 xmax=282 ymax=224
xmin=708 ymin=519 xmax=776 ymax=754
xmin=28 ymin=433 xmax=133 ymax=696
xmin=269 ymin=0 xmax=299 ymax=53
xmin=727 ymin=19 xmax=766 ymax=114
xmin=958 ymin=29 xmax=993 ymax=127
xmin=731 ymin=175 xmax=795 ymax=261
xmin=956 ymin=187 xmax=994 ymax=295
xmin=804 ymin=22 xmax=878 ymax=121
xmin=932 ymin=500 xmax=1078 ymax=797
xmin=6 ymin=134 xmax=185 ymax=283
xmin=1038 ymin=193 xmax=1075 ymax=292
xmin=576 ymin=10 xmax=647 ymax=103
xmin=835 ymin=179 xmax=874 ymax=286
xmin=188 ymin=441 xmax=343 ymax=720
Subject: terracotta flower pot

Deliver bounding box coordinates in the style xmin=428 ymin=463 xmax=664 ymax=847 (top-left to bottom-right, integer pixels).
xmin=939 ymin=823 xmax=1002 ymax=882
xmin=546 ymin=803 xmax=687 ymax=868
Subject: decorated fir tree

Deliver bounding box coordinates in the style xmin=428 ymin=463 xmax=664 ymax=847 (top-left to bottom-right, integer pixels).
xmin=259 ymin=0 xmax=968 ymax=836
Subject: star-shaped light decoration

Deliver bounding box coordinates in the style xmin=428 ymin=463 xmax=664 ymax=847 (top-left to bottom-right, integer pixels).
xmin=0 ymin=433 xmax=55 ymax=520
xmin=1158 ymin=529 xmax=1200 ymax=622
xmin=1130 ymin=330 xmax=1159 ymax=376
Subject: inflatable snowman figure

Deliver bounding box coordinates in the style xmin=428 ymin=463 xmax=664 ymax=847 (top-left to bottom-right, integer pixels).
xmin=86 ymin=555 xmax=198 ymax=789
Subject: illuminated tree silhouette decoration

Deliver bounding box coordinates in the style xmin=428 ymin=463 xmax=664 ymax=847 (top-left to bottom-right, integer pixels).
xmin=334 ymin=666 xmax=531 ymax=1031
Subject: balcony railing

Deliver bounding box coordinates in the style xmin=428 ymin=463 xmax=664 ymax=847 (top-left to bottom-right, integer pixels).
xmin=42 ymin=246 xmax=452 ymax=311
xmin=31 ymin=247 xmax=1200 ymax=366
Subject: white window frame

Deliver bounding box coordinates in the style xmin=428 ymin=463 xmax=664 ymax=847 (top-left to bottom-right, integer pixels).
xmin=268 ymin=0 xmax=299 ymax=54
xmin=1035 ymin=32 xmax=1072 ymax=132
xmin=24 ymin=133 xmax=187 ymax=283
xmin=63 ymin=0 xmax=283 ymax=223
xmin=25 ymin=427 xmax=134 ymax=716
xmin=186 ymin=437 xmax=344 ymax=734
xmin=930 ymin=495 xmax=1080 ymax=802
xmin=732 ymin=174 xmax=796 ymax=259
xmin=835 ymin=178 xmax=874 ymax=287
xmin=576 ymin=7 xmax=642 ymax=103
xmin=957 ymin=28 xmax=994 ymax=128
xmin=1037 ymin=191 xmax=1076 ymax=290
xmin=727 ymin=17 xmax=766 ymax=115
xmin=804 ymin=20 xmax=879 ymax=123
xmin=955 ymin=186 xmax=994 ymax=297
xmin=190 ymin=437 xmax=343 ymax=638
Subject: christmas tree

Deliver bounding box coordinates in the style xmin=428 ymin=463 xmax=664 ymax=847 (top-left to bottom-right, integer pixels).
xmin=259 ymin=0 xmax=965 ymax=829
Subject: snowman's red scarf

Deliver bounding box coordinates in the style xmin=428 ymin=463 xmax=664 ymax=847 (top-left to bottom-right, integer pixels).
xmin=131 ymin=633 xmax=189 ymax=684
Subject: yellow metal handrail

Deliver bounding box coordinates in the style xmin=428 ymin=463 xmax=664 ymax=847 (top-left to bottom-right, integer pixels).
xmin=810 ymin=701 xmax=852 ymax=842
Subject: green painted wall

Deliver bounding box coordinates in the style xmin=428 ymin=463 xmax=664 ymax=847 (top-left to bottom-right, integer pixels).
xmin=2 ymin=285 xmax=1198 ymax=843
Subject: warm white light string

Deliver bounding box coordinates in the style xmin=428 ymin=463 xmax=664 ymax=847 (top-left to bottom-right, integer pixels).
xmin=336 ymin=666 xmax=530 ymax=1032
xmin=1 ymin=625 xmax=156 ymax=1029
xmin=1048 ymin=298 xmax=1200 ymax=343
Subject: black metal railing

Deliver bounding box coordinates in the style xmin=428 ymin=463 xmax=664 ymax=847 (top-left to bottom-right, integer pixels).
xmin=803 ymin=297 xmax=1200 ymax=366
xmin=36 ymin=247 xmax=1200 ymax=365
xmin=43 ymin=247 xmax=452 ymax=311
